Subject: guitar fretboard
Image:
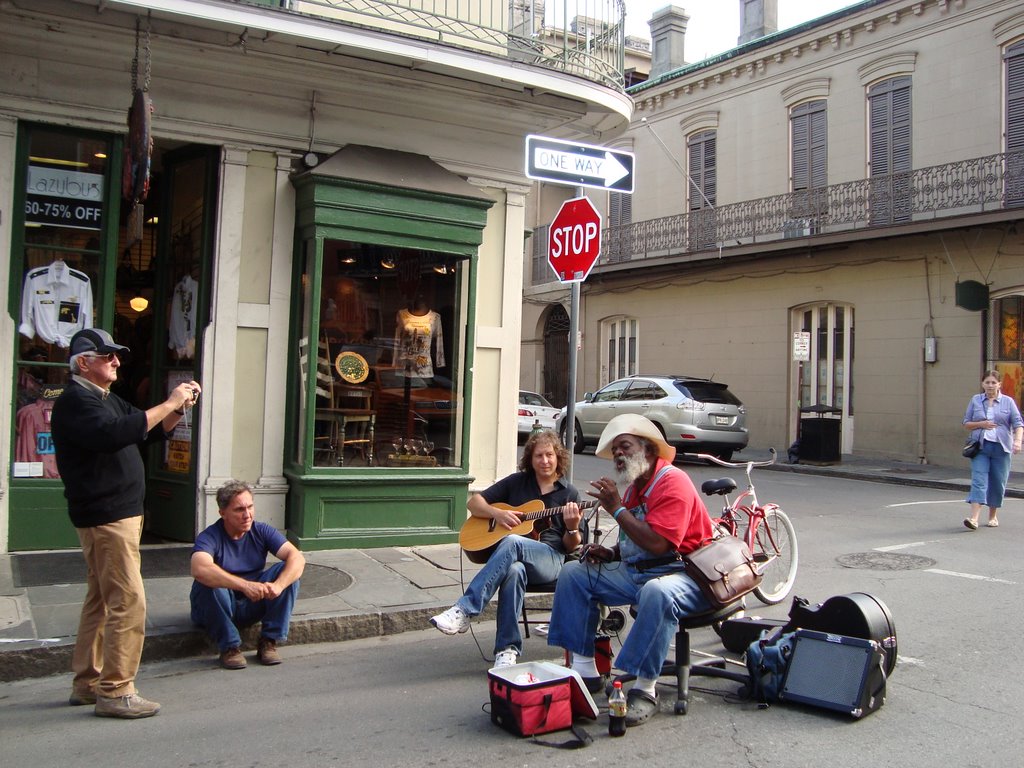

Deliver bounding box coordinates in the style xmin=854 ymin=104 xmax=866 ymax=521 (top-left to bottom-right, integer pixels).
xmin=520 ymin=499 xmax=598 ymax=521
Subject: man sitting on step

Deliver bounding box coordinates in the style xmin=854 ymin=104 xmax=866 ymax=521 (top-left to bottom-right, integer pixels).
xmin=190 ymin=480 xmax=305 ymax=669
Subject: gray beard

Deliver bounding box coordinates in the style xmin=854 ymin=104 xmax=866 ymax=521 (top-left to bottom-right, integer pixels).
xmin=615 ymin=452 xmax=651 ymax=486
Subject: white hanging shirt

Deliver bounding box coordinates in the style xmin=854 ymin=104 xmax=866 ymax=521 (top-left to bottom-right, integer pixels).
xmin=168 ymin=274 xmax=199 ymax=357
xmin=395 ymin=308 xmax=444 ymax=378
xmin=19 ymin=261 xmax=93 ymax=348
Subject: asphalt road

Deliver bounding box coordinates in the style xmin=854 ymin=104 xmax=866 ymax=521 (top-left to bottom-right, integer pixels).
xmin=1 ymin=466 xmax=1020 ymax=767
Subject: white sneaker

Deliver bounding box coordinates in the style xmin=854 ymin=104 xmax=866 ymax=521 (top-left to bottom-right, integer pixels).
xmin=430 ymin=605 xmax=470 ymax=635
xmin=493 ymin=648 xmax=519 ymax=668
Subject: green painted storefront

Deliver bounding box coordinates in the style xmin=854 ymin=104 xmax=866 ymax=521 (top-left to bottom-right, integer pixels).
xmin=284 ymin=146 xmax=494 ymax=550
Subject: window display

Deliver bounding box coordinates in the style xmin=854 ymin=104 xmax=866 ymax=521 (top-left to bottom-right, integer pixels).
xmin=12 ymin=128 xmax=112 ymax=480
xmin=296 ymin=240 xmax=465 ymax=469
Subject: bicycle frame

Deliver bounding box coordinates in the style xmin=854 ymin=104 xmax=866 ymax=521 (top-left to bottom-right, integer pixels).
xmin=698 ymin=448 xmax=780 ymax=562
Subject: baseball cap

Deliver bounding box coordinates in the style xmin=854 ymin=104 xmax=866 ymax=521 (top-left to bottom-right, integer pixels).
xmin=69 ymin=328 xmax=130 ymax=358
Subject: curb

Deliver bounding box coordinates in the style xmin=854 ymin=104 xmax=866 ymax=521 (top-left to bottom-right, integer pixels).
xmin=0 ymin=597 xmax=548 ymax=683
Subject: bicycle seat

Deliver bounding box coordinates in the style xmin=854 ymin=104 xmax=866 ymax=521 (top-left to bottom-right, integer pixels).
xmin=701 ymin=478 xmax=737 ymax=496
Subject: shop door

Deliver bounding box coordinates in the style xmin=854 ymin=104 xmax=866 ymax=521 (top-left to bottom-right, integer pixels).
xmin=143 ymin=147 xmax=216 ymax=542
xmin=793 ymin=304 xmax=855 ymax=453
xmin=543 ymin=304 xmax=570 ymax=407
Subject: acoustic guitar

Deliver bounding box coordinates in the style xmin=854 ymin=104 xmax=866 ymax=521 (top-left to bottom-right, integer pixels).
xmin=459 ymin=499 xmax=598 ymax=564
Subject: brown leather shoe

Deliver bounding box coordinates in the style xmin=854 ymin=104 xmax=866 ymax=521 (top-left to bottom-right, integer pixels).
xmin=257 ymin=637 xmax=282 ymax=666
xmin=219 ymin=647 xmax=247 ymax=670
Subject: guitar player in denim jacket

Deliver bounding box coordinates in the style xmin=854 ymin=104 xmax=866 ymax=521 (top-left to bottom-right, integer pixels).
xmin=430 ymin=429 xmax=584 ymax=668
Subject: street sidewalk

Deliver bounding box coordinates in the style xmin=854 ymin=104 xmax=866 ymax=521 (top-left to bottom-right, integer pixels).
xmin=2 ymin=453 xmax=1019 ymax=683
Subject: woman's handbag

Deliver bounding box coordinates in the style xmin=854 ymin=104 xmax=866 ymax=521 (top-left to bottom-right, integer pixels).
xmin=682 ymin=535 xmax=763 ymax=609
xmin=962 ymin=438 xmax=981 ymax=458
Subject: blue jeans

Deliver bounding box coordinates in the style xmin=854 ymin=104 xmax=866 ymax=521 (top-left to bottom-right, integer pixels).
xmin=455 ymin=535 xmax=564 ymax=655
xmin=546 ymin=559 xmax=710 ymax=680
xmin=967 ymin=440 xmax=1011 ymax=508
xmin=190 ymin=561 xmax=299 ymax=652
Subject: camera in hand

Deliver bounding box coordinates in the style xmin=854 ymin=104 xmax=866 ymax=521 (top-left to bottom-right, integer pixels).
xmin=190 ymin=388 xmax=200 ymax=404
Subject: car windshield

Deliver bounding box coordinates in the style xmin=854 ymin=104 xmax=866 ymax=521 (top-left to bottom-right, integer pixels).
xmin=521 ymin=392 xmax=552 ymax=407
xmin=673 ymin=381 xmax=742 ymax=405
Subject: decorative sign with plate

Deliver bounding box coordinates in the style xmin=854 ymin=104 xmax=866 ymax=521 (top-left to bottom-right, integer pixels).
xmin=335 ymin=350 xmax=369 ymax=383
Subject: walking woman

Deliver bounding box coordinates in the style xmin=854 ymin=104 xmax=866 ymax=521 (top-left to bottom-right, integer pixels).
xmin=962 ymin=370 xmax=1024 ymax=530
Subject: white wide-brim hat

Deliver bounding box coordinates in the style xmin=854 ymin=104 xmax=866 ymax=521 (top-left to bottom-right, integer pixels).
xmin=595 ymin=414 xmax=676 ymax=462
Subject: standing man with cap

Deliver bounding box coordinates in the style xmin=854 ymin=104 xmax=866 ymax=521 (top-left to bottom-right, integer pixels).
xmin=546 ymin=414 xmax=714 ymax=728
xmin=51 ymin=328 xmax=201 ymax=719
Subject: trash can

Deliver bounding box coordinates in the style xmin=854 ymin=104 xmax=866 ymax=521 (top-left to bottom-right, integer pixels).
xmin=799 ymin=405 xmax=842 ymax=463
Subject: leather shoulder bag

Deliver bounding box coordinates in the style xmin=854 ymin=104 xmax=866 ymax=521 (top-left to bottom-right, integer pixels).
xmin=683 ymin=534 xmax=763 ymax=608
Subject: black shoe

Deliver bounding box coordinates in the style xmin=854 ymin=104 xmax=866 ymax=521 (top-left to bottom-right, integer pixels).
xmin=582 ymin=675 xmax=607 ymax=695
xmin=625 ymin=689 xmax=659 ymax=726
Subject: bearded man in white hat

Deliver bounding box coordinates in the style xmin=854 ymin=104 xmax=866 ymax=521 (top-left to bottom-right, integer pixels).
xmin=545 ymin=414 xmax=714 ymax=727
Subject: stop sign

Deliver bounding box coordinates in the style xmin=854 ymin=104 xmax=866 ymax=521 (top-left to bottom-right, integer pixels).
xmin=547 ymin=196 xmax=602 ymax=282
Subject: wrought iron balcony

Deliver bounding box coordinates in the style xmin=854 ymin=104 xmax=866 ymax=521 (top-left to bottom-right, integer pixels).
xmin=602 ymin=151 xmax=1024 ymax=266
xmin=531 ymin=150 xmax=1024 ymax=283
xmin=266 ymin=0 xmax=627 ymax=89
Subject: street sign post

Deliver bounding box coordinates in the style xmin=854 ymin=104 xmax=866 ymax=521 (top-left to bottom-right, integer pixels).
xmin=547 ymin=196 xmax=602 ymax=282
xmin=526 ymin=135 xmax=635 ymax=193
xmin=524 ymin=135 xmax=635 ymax=479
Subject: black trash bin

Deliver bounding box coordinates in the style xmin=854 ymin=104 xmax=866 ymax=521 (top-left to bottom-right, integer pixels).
xmin=799 ymin=405 xmax=842 ymax=463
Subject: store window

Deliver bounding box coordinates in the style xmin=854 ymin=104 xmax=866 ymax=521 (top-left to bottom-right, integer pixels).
xmin=294 ymin=240 xmax=466 ymax=469
xmin=12 ymin=127 xmax=111 ymax=480
xmin=992 ymin=294 xmax=1024 ymax=405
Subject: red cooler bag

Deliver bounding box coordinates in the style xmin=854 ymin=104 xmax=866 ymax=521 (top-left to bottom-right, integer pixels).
xmin=488 ymin=661 xmax=598 ymax=737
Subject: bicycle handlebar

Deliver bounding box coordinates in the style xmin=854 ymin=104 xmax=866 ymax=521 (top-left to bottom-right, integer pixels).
xmin=695 ymin=447 xmax=777 ymax=469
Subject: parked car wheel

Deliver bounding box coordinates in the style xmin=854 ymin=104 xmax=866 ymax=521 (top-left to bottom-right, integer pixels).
xmin=561 ymin=420 xmax=585 ymax=454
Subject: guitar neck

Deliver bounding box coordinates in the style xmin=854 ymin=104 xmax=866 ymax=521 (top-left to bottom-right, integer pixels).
xmin=520 ymin=499 xmax=598 ymax=522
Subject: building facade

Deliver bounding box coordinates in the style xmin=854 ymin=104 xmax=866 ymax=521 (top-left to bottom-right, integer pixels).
xmin=1 ymin=0 xmax=631 ymax=552
xmin=522 ymin=0 xmax=1024 ymax=467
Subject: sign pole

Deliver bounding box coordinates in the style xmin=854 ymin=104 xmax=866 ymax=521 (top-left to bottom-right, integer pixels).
xmin=565 ymin=186 xmax=583 ymax=485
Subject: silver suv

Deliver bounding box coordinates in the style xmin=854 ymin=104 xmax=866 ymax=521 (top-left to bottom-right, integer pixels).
xmin=557 ymin=375 xmax=748 ymax=460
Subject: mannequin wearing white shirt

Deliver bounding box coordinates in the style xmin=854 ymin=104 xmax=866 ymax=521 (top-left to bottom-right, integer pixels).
xmin=394 ymin=297 xmax=444 ymax=379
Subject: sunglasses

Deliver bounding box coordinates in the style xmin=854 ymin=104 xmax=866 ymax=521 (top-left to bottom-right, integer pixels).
xmin=84 ymin=352 xmax=119 ymax=362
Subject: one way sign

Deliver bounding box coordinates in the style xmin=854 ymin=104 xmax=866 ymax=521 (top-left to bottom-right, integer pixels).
xmin=525 ymin=135 xmax=635 ymax=194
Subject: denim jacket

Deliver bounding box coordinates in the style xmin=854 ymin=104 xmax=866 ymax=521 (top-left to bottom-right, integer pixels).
xmin=963 ymin=393 xmax=1023 ymax=454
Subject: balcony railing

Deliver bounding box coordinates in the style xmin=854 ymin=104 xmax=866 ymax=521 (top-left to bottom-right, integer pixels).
xmin=579 ymin=150 xmax=1024 ymax=269
xmin=268 ymin=0 xmax=626 ymax=89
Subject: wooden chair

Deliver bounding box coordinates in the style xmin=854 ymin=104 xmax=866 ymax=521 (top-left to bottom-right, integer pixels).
xmin=300 ymin=336 xmax=339 ymax=466
xmin=334 ymin=384 xmax=375 ymax=466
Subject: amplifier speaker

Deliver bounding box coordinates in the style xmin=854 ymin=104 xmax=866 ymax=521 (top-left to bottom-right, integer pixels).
xmin=780 ymin=630 xmax=886 ymax=718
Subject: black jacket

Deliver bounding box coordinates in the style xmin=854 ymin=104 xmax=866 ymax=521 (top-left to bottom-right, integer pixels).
xmin=51 ymin=379 xmax=170 ymax=528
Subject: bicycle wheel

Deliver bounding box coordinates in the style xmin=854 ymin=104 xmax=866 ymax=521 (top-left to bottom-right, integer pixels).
xmin=751 ymin=507 xmax=798 ymax=605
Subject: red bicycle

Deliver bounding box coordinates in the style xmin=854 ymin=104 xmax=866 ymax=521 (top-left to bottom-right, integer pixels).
xmin=697 ymin=448 xmax=799 ymax=604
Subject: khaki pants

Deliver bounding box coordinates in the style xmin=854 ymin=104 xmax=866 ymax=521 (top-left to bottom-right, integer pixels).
xmin=71 ymin=516 xmax=146 ymax=699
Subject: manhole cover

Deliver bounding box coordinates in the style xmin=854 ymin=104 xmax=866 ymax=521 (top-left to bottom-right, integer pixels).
xmin=836 ymin=552 xmax=936 ymax=570
xmin=299 ymin=563 xmax=353 ymax=598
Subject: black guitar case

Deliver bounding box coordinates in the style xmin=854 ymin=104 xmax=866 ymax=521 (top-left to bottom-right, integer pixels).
xmin=784 ymin=592 xmax=898 ymax=676
xmin=719 ymin=592 xmax=898 ymax=676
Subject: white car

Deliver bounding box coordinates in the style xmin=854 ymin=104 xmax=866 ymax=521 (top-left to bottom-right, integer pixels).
xmin=518 ymin=390 xmax=560 ymax=438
